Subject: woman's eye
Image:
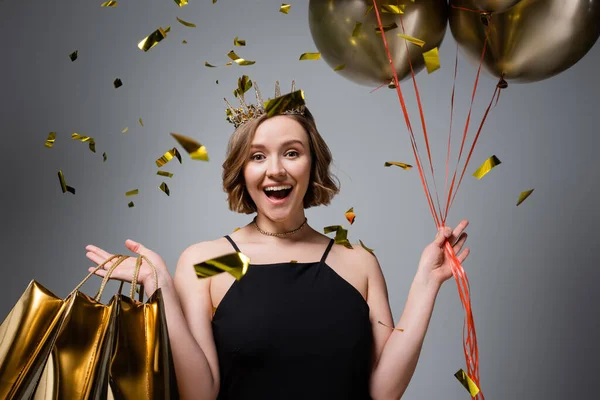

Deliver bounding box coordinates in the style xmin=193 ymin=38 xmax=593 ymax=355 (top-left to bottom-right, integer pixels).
xmin=286 ymin=151 xmax=299 ymax=157
xmin=251 ymin=154 xmax=264 ymax=161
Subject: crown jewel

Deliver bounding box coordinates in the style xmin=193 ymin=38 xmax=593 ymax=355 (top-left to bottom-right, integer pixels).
xmin=225 ymin=80 xmax=306 ymax=129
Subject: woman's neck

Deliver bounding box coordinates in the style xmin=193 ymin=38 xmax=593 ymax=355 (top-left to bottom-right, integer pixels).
xmin=253 ymin=213 xmax=307 ymax=237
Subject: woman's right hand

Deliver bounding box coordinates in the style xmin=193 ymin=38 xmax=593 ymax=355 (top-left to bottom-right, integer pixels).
xmin=86 ymin=239 xmax=172 ymax=296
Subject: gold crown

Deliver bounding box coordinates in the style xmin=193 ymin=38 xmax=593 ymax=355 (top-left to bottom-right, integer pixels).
xmin=225 ymin=80 xmax=306 ymax=129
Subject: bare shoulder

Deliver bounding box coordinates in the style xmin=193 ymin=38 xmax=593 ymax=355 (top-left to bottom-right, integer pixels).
xmin=329 ymin=241 xmax=382 ymax=275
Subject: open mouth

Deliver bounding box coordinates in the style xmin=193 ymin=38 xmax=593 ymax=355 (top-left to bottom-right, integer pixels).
xmin=264 ymin=186 xmax=293 ymax=201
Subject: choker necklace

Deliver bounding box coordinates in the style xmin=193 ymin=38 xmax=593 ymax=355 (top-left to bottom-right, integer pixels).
xmin=252 ymin=217 xmax=308 ymax=237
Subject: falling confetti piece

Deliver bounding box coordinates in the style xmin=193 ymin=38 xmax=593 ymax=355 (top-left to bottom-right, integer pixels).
xmin=323 ymin=225 xmax=353 ymax=249
xmin=121 ymin=127 xmax=128 ymax=133
xmin=155 ymin=147 xmax=182 ymax=167
xmin=352 ymin=22 xmax=362 ymax=37
xmin=173 ymin=0 xmax=188 ymax=6
xmin=194 ymin=252 xmax=250 ymax=280
xmin=384 ymin=161 xmax=412 ymax=170
xmin=233 ymin=227 xmax=241 ymax=232
xmin=205 ymin=62 xmax=217 ymax=68
xmin=345 ymin=207 xmax=356 ymax=225
xmin=264 ymin=90 xmax=305 ymax=118
xmin=164 ymin=26 xmax=171 ymax=33
xmin=216 ymin=80 xmax=219 ymax=84
xmin=334 ymin=64 xmax=346 ymax=71
xmin=138 ymin=27 xmax=168 ymax=52
xmin=378 ymin=320 xmax=404 ymax=332
xmin=176 ymin=16 xmax=196 ymax=27
xmin=233 ymin=36 xmax=246 ymax=46
xmin=516 ymin=189 xmax=534 ymax=206
xmin=381 ymin=5 xmax=404 ymax=13
xmin=233 ymin=74 xmax=252 ymax=98
xmin=364 ymin=5 xmax=373 ymax=15
xmin=113 ymin=78 xmax=123 ymax=88
xmin=44 ymin=132 xmax=56 ymax=148
xmin=397 ymin=33 xmax=425 ymax=47
xmin=139 ymin=118 xmax=144 ymax=126
xmin=182 ymin=40 xmax=188 ymax=44
xmin=280 ymin=3 xmax=291 ymax=14
xmin=159 ymin=182 xmax=170 ymax=196
xmin=69 ymin=50 xmax=78 ymax=62
xmin=212 ymin=0 xmax=217 ymax=3
xmin=71 ymin=133 xmax=96 ymax=153
xmin=128 ymin=201 xmax=134 ymax=208
xmin=473 ymin=155 xmax=501 ymax=180
xmin=170 ymin=133 xmax=209 ymax=161
xmin=423 ymin=47 xmax=440 ymax=73
xmin=100 ymin=0 xmax=117 ymax=6
xmin=299 ymin=52 xmax=321 ymax=60
xmin=225 ymin=61 xmax=233 ymax=66
xmin=57 ymin=170 xmax=75 ymax=194
xmin=103 ymin=152 xmax=107 ymax=162
xmin=227 ymin=50 xmax=256 ymax=66
xmin=454 ymin=369 xmax=480 ymax=397
xmin=157 ymin=170 xmax=173 ymax=178
xmin=375 ymin=22 xmax=398 ymax=34
xmin=359 ymin=239 xmax=375 ymax=255
xmin=125 ymin=189 xmax=139 ymax=197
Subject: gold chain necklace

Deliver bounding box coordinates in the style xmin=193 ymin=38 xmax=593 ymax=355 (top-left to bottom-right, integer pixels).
xmin=252 ymin=217 xmax=308 ymax=237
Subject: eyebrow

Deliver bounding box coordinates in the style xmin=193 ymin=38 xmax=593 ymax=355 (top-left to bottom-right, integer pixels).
xmin=250 ymin=139 xmax=305 ymax=149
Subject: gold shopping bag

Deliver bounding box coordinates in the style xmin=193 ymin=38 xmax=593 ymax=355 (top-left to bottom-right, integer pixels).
xmin=0 ymin=254 xmax=126 ymax=400
xmin=107 ymin=255 xmax=179 ymax=400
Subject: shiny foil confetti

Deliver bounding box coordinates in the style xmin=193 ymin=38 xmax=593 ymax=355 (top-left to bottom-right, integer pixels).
xmin=352 ymin=22 xmax=362 ymax=37
xmin=173 ymin=0 xmax=188 ymax=6
xmin=103 ymin=152 xmax=107 ymax=162
xmin=164 ymin=26 xmax=171 ymax=33
xmin=170 ymin=133 xmax=209 ymax=161
xmin=516 ymin=189 xmax=534 ymax=206
xmin=473 ymin=155 xmax=501 ymax=180
xmin=359 ymin=239 xmax=375 ymax=255
xmin=121 ymin=127 xmax=128 ymax=133
xmin=384 ymin=161 xmax=412 ymax=170
xmin=125 ymin=189 xmax=139 ymax=197
xmin=323 ymin=225 xmax=353 ymax=249
xmin=155 ymin=147 xmax=182 ymax=167
xmin=128 ymin=201 xmax=134 ymax=208
xmin=233 ymin=36 xmax=246 ymax=46
xmin=233 ymin=227 xmax=241 ymax=232
xmin=44 ymin=132 xmax=56 ymax=148
xmin=182 ymin=40 xmax=188 ymax=44
xmin=159 ymin=182 xmax=170 ymax=196
xmin=139 ymin=117 xmax=144 ymax=126
xmin=57 ymin=170 xmax=75 ymax=194
xmin=290 ymin=260 xmax=298 ymax=263
xmin=100 ymin=0 xmax=117 ymax=6
xmin=113 ymin=78 xmax=123 ymax=88
xmin=205 ymin=62 xmax=217 ymax=68
xmin=280 ymin=3 xmax=291 ymax=14
xmin=364 ymin=5 xmax=373 ymax=15
xmin=71 ymin=133 xmax=96 ymax=153
xmin=397 ymin=33 xmax=425 ymax=47
xmin=234 ymin=75 xmax=252 ymax=98
xmin=375 ymin=22 xmax=398 ymax=34
xmin=345 ymin=207 xmax=356 ymax=225
xmin=194 ymin=252 xmax=250 ymax=280
xmin=264 ymin=89 xmax=305 ymax=118
xmin=176 ymin=16 xmax=196 ymax=27
xmin=227 ymin=50 xmax=256 ymax=66
xmin=423 ymin=47 xmax=440 ymax=73
xmin=157 ymin=170 xmax=173 ymax=178
xmin=377 ymin=320 xmax=404 ymax=332
xmin=454 ymin=369 xmax=480 ymax=397
xmin=381 ymin=5 xmax=404 ymax=13
xmin=334 ymin=64 xmax=346 ymax=71
xmin=69 ymin=50 xmax=78 ymax=62
xmin=299 ymin=52 xmax=321 ymax=60
xmin=138 ymin=27 xmax=168 ymax=52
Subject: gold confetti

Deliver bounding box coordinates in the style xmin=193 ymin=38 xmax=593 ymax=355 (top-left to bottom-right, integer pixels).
xmin=103 ymin=152 xmax=107 ymax=162
xmin=345 ymin=207 xmax=356 ymax=225
xmin=323 ymin=225 xmax=353 ymax=249
xmin=100 ymin=0 xmax=117 ymax=6
xmin=155 ymin=147 xmax=182 ymax=167
xmin=157 ymin=170 xmax=173 ymax=178
xmin=227 ymin=50 xmax=256 ymax=66
xmin=473 ymin=155 xmax=501 ymax=180
xmin=164 ymin=26 xmax=171 ymax=33
xmin=381 ymin=5 xmax=404 ymax=13
xmin=290 ymin=260 xmax=298 ymax=263
xmin=139 ymin=117 xmax=144 ymax=126
xmin=44 ymin=132 xmax=56 ymax=148
xmin=182 ymin=40 xmax=188 ymax=44
xmin=352 ymin=22 xmax=362 ymax=37
xmin=194 ymin=252 xmax=250 ymax=280
xmin=454 ymin=369 xmax=480 ymax=397
xmin=138 ymin=27 xmax=168 ymax=52
xmin=299 ymin=52 xmax=321 ymax=61
xmin=233 ymin=227 xmax=241 ymax=232
xmin=359 ymin=239 xmax=375 ymax=255
xmin=69 ymin=50 xmax=78 ymax=62
xmin=225 ymin=61 xmax=233 ymax=66
xmin=397 ymin=33 xmax=425 ymax=47
xmin=280 ymin=3 xmax=291 ymax=14
xmin=233 ymin=36 xmax=246 ymax=46
xmin=128 ymin=201 xmax=134 ymax=208
xmin=170 ymin=133 xmax=209 ymax=161
xmin=71 ymin=133 xmax=96 ymax=153
xmin=233 ymin=75 xmax=253 ymax=98
xmin=205 ymin=62 xmax=217 ymax=68
xmin=375 ymin=22 xmax=398 ymax=34
xmin=364 ymin=5 xmax=373 ymax=15
xmin=334 ymin=64 xmax=346 ymax=71
xmin=121 ymin=127 xmax=128 ymax=133
xmin=264 ymin=90 xmax=305 ymax=118
xmin=516 ymin=189 xmax=534 ymax=206
xmin=423 ymin=47 xmax=440 ymax=73
xmin=159 ymin=182 xmax=170 ymax=196
xmin=378 ymin=320 xmax=404 ymax=332
xmin=173 ymin=0 xmax=188 ymax=6
xmin=113 ymin=78 xmax=123 ymax=88
xmin=384 ymin=161 xmax=412 ymax=170
xmin=125 ymin=189 xmax=139 ymax=197
xmin=57 ymin=170 xmax=75 ymax=194
xmin=176 ymin=16 xmax=196 ymax=28
xmin=216 ymin=80 xmax=219 ymax=84
xmin=212 ymin=0 xmax=217 ymax=3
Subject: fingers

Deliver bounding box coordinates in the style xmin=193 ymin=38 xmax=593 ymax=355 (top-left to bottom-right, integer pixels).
xmin=435 ymin=226 xmax=453 ymax=247
xmin=85 ymin=244 xmax=114 ymax=261
xmin=452 ymin=219 xmax=469 ymax=240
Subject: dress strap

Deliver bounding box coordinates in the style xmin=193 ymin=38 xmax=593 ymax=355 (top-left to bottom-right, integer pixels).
xmin=224 ymin=235 xmax=241 ymax=253
xmin=320 ymin=239 xmax=335 ymax=264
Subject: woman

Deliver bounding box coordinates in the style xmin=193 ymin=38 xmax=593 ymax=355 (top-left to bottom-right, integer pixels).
xmin=85 ymin=83 xmax=470 ymax=400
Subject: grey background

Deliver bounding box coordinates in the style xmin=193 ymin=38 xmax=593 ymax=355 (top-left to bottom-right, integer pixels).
xmin=1 ymin=1 xmax=599 ymax=399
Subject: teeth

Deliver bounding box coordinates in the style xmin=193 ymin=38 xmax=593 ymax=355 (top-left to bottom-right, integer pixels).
xmin=264 ymin=185 xmax=292 ymax=191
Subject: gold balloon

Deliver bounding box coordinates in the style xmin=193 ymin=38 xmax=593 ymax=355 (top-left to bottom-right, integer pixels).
xmin=309 ymin=0 xmax=449 ymax=86
xmin=471 ymin=0 xmax=523 ymax=13
xmin=450 ymin=0 xmax=600 ymax=82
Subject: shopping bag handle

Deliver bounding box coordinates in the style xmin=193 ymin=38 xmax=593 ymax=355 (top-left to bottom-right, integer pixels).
xmin=94 ymin=254 xmax=159 ymax=302
xmin=69 ymin=254 xmax=129 ymax=299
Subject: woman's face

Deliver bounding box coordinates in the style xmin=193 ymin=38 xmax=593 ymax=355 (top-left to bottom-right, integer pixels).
xmin=243 ymin=116 xmax=312 ymax=222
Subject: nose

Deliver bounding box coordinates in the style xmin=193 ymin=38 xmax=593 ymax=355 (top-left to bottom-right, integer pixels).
xmin=266 ymin=156 xmax=286 ymax=178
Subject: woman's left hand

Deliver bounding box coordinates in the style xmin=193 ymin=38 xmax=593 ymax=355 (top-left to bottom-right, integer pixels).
xmin=415 ymin=219 xmax=470 ymax=288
